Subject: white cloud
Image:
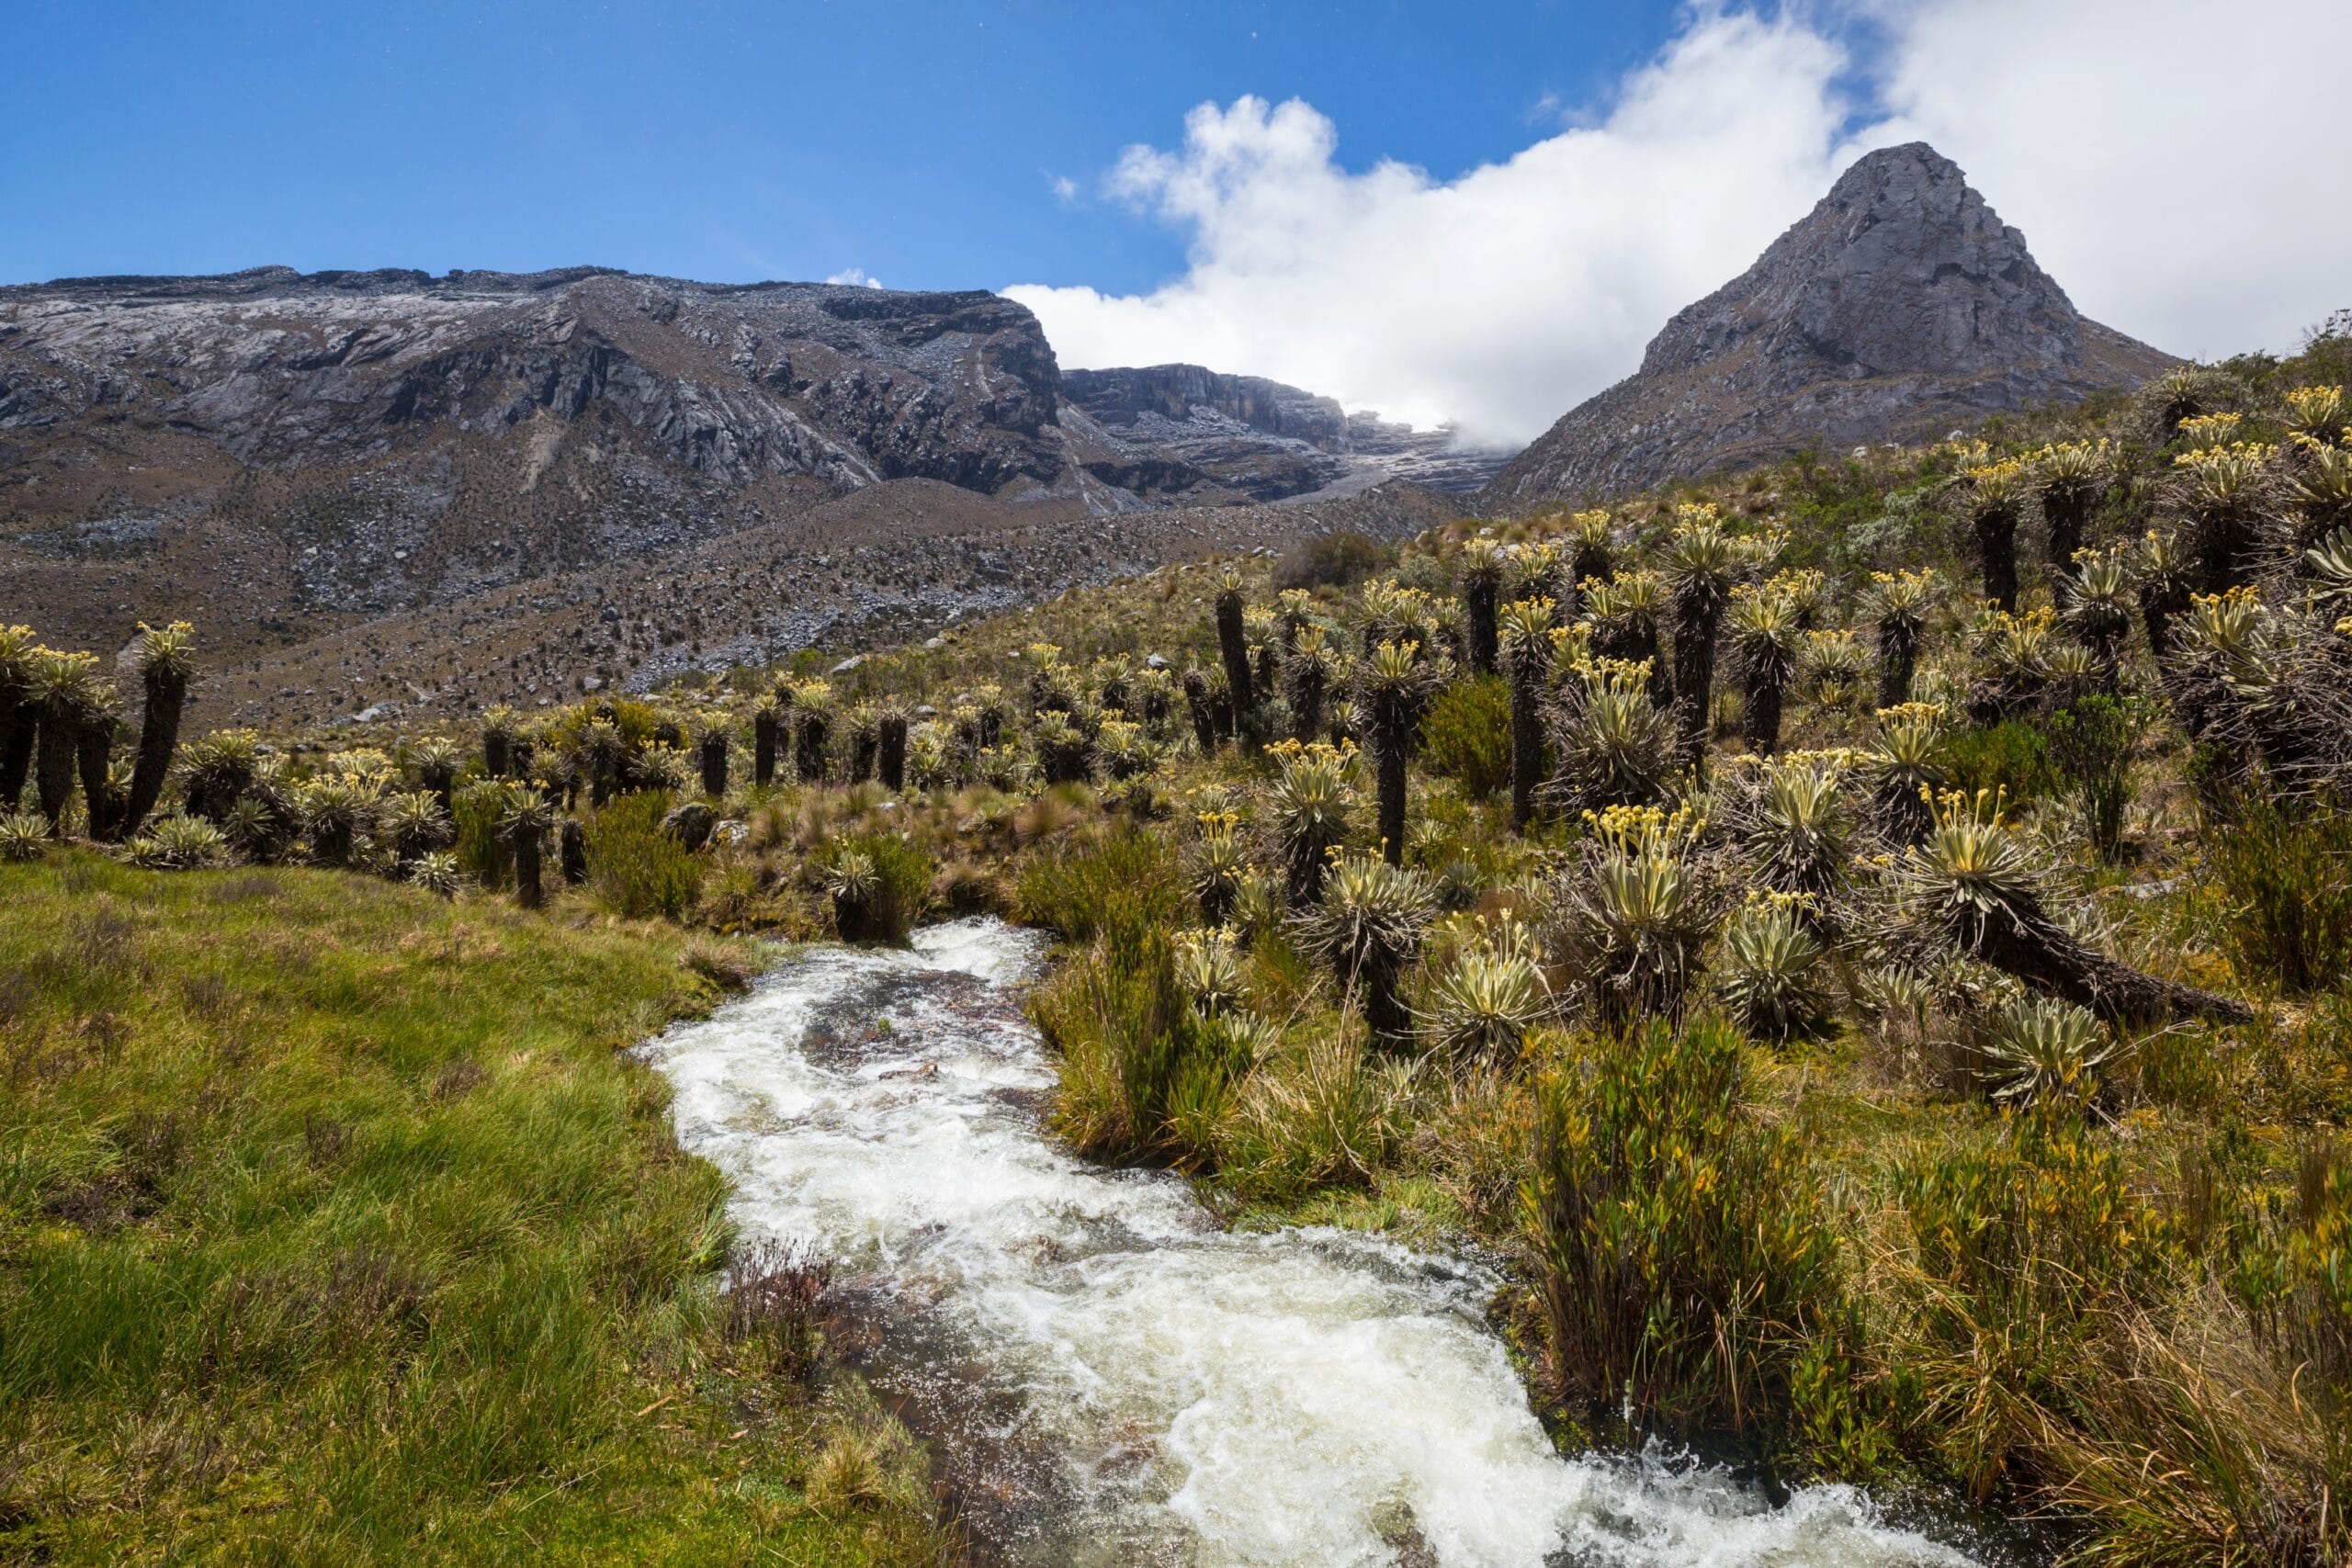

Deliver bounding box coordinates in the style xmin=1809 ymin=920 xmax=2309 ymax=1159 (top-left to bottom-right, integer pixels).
xmin=1007 ymin=2 xmax=2352 ymax=446
xmin=1049 ymin=174 xmax=1080 ymax=204
xmin=825 ymin=267 xmax=885 ymax=288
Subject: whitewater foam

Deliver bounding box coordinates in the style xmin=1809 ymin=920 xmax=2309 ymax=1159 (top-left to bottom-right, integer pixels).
xmin=640 ymin=918 xmax=1982 ymax=1567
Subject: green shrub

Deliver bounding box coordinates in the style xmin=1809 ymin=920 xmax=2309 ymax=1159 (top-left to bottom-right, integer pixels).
xmin=1272 ymin=529 xmax=1385 ymax=592
xmin=1012 ymin=825 xmax=1187 ymax=942
xmin=2044 ymin=695 xmax=2145 ymax=863
xmin=1940 ymin=720 xmax=2060 ymax=808
xmin=1522 ymin=1013 xmax=1841 ymax=1445
xmin=1418 ymin=673 xmax=1511 ymax=800
xmin=1892 ymin=1115 xmax=2174 ymax=1497
xmin=585 ymin=791 xmax=705 ymax=919
xmin=2205 ymin=792 xmax=2352 ymax=994
xmin=1027 ymin=855 xmax=1249 ymax=1165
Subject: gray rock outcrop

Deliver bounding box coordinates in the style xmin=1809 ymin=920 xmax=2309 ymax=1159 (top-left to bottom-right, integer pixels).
xmin=1483 ymin=142 xmax=2177 ymax=507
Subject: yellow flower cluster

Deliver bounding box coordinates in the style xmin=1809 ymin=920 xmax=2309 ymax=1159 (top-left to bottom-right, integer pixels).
xmin=1024 ymin=641 xmax=1063 ymax=665
xmin=2172 ymin=440 xmax=2278 ymax=470
xmin=1580 ymin=800 xmax=1706 ymax=858
xmin=2177 ymin=412 xmax=2243 ymax=446
xmin=2284 ymin=385 xmax=2345 ymax=429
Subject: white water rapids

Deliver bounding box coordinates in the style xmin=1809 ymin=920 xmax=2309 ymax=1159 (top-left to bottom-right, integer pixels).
xmin=641 ymin=919 xmax=1990 ymax=1567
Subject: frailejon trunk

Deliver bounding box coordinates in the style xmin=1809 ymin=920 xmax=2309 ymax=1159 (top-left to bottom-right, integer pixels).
xmin=1743 ymin=676 xmax=1784 ymax=755
xmin=33 ymin=711 xmax=76 ymax=835
xmin=699 ymin=733 xmax=729 ymax=797
xmin=1974 ymin=506 xmax=2020 ymax=613
xmin=1510 ymin=675 xmax=1544 ymax=832
xmin=877 ymin=715 xmax=908 ymax=792
xmin=1465 ymin=581 xmax=1498 ymax=676
xmin=75 ymin=722 xmax=115 ymax=840
xmin=795 ymin=715 xmax=830 ymax=783
xmin=512 ymin=822 xmax=544 ymax=909
xmin=1376 ymin=735 xmax=1408 ymax=868
xmin=120 ymin=666 xmax=185 ymax=840
xmin=560 ymin=818 xmax=587 ymax=885
xmin=0 ymin=696 xmax=32 ymax=809
xmin=752 ymin=711 xmax=778 ymax=787
xmin=1670 ymin=593 xmax=1721 ymax=771
xmin=1875 ymin=620 xmax=1918 ymax=709
xmin=1216 ymin=596 xmax=1254 ymax=733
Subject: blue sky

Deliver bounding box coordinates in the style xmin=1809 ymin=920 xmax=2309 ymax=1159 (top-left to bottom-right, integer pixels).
xmin=2 ymin=0 xmax=1674 ymax=292
xmin=8 ymin=2 xmax=2346 ymax=435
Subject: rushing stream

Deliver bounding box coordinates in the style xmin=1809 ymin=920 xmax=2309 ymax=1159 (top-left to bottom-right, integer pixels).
xmin=642 ymin=919 xmax=1990 ymax=1567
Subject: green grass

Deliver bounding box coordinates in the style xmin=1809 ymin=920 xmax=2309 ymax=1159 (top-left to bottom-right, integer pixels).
xmin=0 ymin=852 xmax=946 ymax=1565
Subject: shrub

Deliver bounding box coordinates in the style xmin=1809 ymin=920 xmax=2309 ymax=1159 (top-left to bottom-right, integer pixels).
xmin=2204 ymin=792 xmax=2352 ymax=994
xmin=2044 ymin=695 xmax=2145 ymax=863
xmin=1523 ymin=1013 xmax=1841 ymax=1443
xmin=1272 ymin=529 xmax=1385 ymax=592
xmin=1941 ymin=720 xmax=2060 ymax=808
xmin=585 ymin=791 xmax=705 ymax=919
xmin=1028 ymin=866 xmax=1250 ymax=1165
xmin=1012 ymin=824 xmax=1186 ymax=942
xmin=1893 ymin=1116 xmax=2177 ymax=1498
xmin=1419 ymin=673 xmax=1511 ymax=801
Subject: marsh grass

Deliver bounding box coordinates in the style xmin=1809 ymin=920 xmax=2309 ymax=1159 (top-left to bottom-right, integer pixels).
xmin=0 ymin=851 xmax=947 ymax=1564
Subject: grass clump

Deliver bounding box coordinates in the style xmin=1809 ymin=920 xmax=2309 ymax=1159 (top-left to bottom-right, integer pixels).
xmin=585 ymin=790 xmax=706 ymax=919
xmin=0 ymin=851 xmax=946 ymax=1564
xmin=1522 ymin=1013 xmax=1842 ymax=1447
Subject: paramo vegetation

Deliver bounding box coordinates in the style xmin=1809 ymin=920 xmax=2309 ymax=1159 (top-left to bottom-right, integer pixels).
xmin=7 ymin=323 xmax=2352 ymax=1562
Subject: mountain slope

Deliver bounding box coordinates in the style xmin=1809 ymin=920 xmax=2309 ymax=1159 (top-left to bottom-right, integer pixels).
xmin=1063 ymin=363 xmax=1520 ymax=499
xmin=0 ymin=266 xmax=1270 ymax=664
xmin=1483 ymin=142 xmax=2177 ymax=507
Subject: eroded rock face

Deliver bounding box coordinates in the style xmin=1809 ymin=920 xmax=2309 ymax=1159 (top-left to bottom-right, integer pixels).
xmin=1062 ymin=363 xmax=1517 ymax=499
xmin=1484 ymin=142 xmax=2177 ymax=507
xmin=0 ymin=266 xmax=1214 ymax=655
xmin=0 ymin=266 xmax=1080 ymax=492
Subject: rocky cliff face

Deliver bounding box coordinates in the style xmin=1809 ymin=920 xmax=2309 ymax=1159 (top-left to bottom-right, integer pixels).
xmin=1483 ymin=142 xmax=2177 ymax=507
xmin=0 ymin=266 xmax=1286 ymax=661
xmin=1062 ymin=362 xmax=1517 ymax=500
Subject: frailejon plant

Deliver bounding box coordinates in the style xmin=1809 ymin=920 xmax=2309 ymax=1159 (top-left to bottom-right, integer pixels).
xmin=1458 ymin=536 xmax=1505 ymax=675
xmin=1980 ymin=996 xmax=2120 ymax=1112
xmin=1866 ymin=704 xmax=1947 ymax=850
xmin=1499 ymin=596 xmax=1556 ymax=833
xmin=1744 ymin=755 xmax=1852 ymax=903
xmin=1418 ymin=912 xmax=1548 ymax=1068
xmin=1358 ymin=639 xmax=1439 ymax=867
xmin=1665 ymin=507 xmax=1739 ymax=772
xmin=1557 ymin=803 xmax=1724 ymax=1027
xmin=1524 ymin=1011 xmax=1840 ymax=1443
xmin=2173 ymin=433 xmax=2279 ymax=595
xmin=2062 ymin=547 xmax=2136 ymax=680
xmin=2034 ymin=440 xmax=2111 ymax=586
xmin=1293 ymin=848 xmax=1436 ymax=1043
xmin=1962 ymin=458 xmax=2029 ymax=612
xmin=1283 ymin=623 xmax=1339 ymax=742
xmin=1545 ymin=656 xmax=1671 ymax=817
xmin=1729 ymin=585 xmax=1802 ymax=756
xmin=500 ymin=786 xmax=554 ymax=908
xmin=1215 ymin=569 xmax=1255 ymax=733
xmin=1891 ymin=788 xmax=2251 ymax=1023
xmin=1864 ymin=570 xmax=1935 ymax=708
xmin=118 ymin=621 xmax=194 ymax=841
xmin=1717 ymin=896 xmax=1832 ymax=1042
xmin=1567 ymin=511 xmax=1616 ymax=611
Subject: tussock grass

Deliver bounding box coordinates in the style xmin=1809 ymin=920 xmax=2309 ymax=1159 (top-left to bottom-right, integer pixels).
xmin=0 ymin=852 xmax=948 ymax=1564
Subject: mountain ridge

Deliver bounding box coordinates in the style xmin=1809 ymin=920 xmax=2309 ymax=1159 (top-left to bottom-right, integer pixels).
xmin=1481 ymin=141 xmax=2177 ymax=508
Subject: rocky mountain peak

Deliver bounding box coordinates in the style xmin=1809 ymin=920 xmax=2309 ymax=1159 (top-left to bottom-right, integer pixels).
xmin=1484 ymin=142 xmax=2175 ymax=507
